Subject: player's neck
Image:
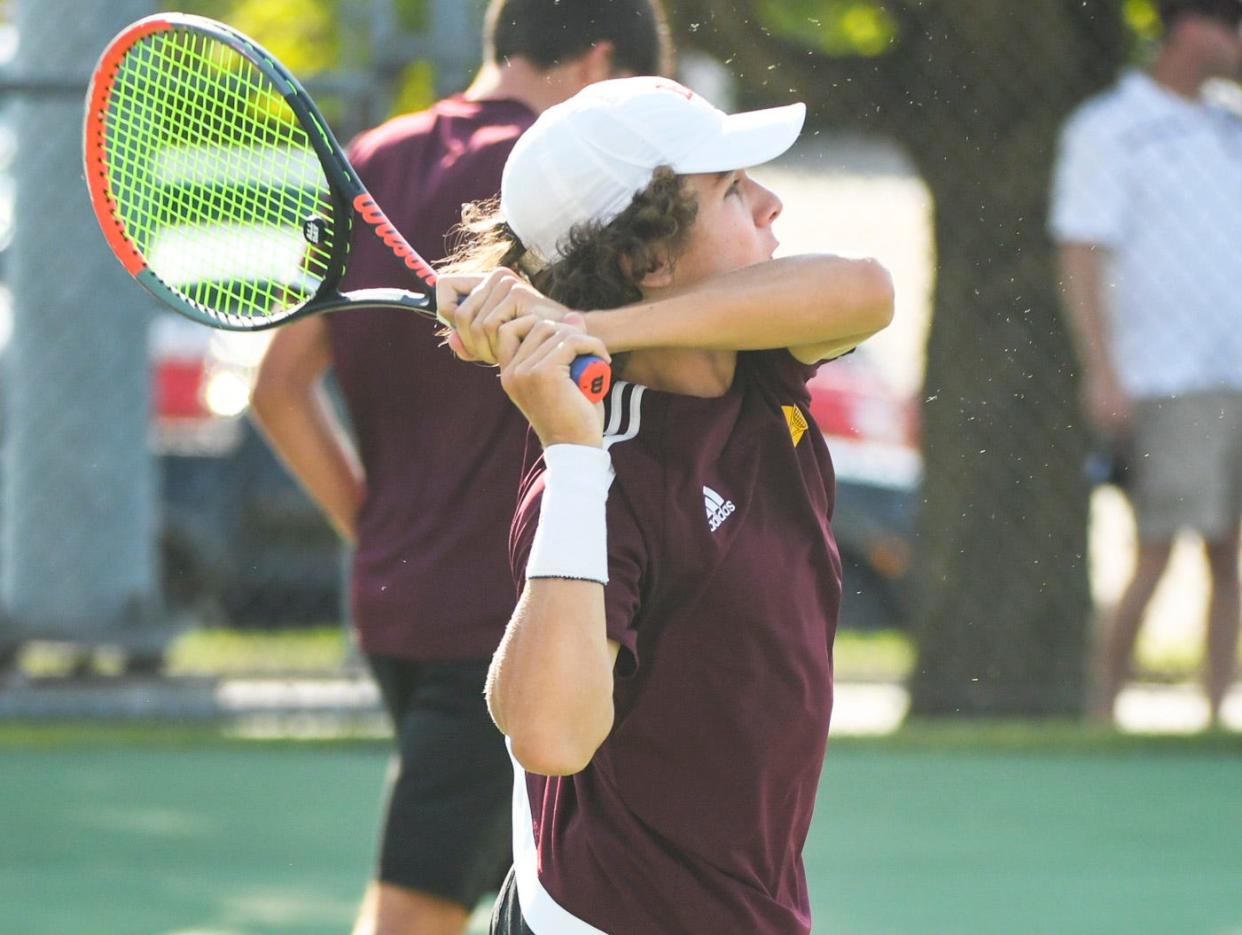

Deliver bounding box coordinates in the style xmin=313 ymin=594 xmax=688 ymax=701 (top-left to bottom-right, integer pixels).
xmin=619 ymin=349 xmax=736 ymax=398
xmin=464 ymin=59 xmax=588 ymax=115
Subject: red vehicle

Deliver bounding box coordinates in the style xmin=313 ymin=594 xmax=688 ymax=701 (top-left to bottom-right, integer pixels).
xmin=807 ymin=351 xmax=921 ymax=630
xmin=151 ymin=314 xmax=341 ymax=626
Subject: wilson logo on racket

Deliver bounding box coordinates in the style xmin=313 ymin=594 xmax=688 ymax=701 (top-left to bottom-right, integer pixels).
xmin=354 ymin=194 xmax=435 ymax=280
xmin=302 ymin=217 xmax=328 ymax=245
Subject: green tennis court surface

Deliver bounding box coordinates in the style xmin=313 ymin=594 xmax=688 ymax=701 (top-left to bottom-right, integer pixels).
xmin=2 ymin=728 xmax=1239 ymax=934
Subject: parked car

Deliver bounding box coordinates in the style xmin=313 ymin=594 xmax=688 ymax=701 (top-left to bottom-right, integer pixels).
xmin=808 ymin=352 xmax=921 ymax=631
xmin=0 ymin=310 xmax=343 ymax=676
xmin=151 ymin=314 xmax=342 ymax=627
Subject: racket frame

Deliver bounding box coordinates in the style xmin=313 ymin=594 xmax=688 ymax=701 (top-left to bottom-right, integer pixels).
xmin=84 ymin=14 xmax=610 ymax=400
xmin=84 ymin=13 xmax=435 ymax=331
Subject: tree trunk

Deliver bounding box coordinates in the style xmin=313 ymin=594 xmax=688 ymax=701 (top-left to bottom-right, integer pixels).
xmin=910 ymin=155 xmax=1093 ymax=716
xmin=898 ymin=1 xmax=1127 ymax=716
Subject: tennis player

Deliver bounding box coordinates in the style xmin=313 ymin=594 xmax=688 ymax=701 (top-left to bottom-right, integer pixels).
xmin=439 ymin=77 xmax=895 ymax=934
xmin=249 ymin=5 xmax=671 ymax=934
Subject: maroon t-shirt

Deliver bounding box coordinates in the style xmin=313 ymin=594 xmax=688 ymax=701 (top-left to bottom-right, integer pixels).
xmin=327 ymin=96 xmax=536 ymax=659
xmin=508 ymin=351 xmax=841 ymax=934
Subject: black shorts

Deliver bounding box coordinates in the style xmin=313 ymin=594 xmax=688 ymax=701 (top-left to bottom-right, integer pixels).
xmin=368 ymin=654 xmax=512 ymax=909
xmin=490 ymin=865 xmax=535 ymax=935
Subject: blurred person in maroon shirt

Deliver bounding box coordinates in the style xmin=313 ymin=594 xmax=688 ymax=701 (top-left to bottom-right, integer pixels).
xmin=249 ymin=4 xmax=672 ymax=934
xmin=439 ymin=77 xmax=894 ymax=934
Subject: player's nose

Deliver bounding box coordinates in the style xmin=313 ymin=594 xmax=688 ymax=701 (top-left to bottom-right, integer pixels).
xmin=748 ymin=176 xmax=783 ymax=227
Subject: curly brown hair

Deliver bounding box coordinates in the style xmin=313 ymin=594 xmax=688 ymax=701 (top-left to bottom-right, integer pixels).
xmin=444 ymin=166 xmax=699 ymax=312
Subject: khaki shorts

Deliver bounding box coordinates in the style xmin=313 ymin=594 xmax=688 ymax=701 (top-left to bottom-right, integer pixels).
xmin=1129 ymin=390 xmax=1242 ymax=543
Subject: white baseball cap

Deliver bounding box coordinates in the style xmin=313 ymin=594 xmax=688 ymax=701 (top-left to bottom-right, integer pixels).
xmin=500 ymin=77 xmax=806 ymax=266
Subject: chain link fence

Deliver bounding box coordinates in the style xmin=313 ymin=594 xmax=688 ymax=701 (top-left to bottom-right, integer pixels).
xmin=0 ymin=1 xmax=1235 ymax=716
xmin=0 ymin=0 xmax=483 ymax=678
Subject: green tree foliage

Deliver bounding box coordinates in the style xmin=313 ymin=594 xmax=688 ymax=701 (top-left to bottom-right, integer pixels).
xmin=166 ymin=0 xmax=341 ymax=74
xmin=756 ymin=0 xmax=897 ymax=56
xmin=162 ymin=0 xmax=439 ymax=119
xmin=753 ymin=0 xmax=1156 ymax=59
xmin=221 ymin=0 xmax=342 ymax=75
xmin=1124 ymin=0 xmax=1161 ymax=38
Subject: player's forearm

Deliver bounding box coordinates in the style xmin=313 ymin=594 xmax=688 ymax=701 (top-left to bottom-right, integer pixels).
xmin=586 ymin=254 xmax=894 ymax=353
xmin=485 ymin=440 xmax=615 ymax=776
xmin=249 ymin=383 xmax=364 ymax=545
xmin=487 ymin=580 xmax=616 ymax=776
xmin=1056 ymin=244 xmax=1116 ymax=381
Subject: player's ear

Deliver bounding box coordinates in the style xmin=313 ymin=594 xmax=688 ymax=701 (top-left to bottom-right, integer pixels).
xmin=637 ymin=253 xmax=675 ymax=290
xmin=578 ymin=40 xmax=616 ymax=85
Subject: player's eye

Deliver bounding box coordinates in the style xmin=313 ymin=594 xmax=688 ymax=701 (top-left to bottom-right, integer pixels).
xmin=725 ymin=175 xmax=743 ymax=198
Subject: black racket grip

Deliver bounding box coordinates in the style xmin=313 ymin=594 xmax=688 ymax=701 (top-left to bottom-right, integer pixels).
xmin=571 ymin=354 xmax=611 ymax=402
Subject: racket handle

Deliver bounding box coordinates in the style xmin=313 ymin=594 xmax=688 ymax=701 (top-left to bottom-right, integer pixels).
xmin=571 ymin=354 xmax=611 ymax=403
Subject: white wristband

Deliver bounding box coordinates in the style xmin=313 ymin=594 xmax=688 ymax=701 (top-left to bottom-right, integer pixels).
xmin=526 ymin=444 xmax=615 ymax=585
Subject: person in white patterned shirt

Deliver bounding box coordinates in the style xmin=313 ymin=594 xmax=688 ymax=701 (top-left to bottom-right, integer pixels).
xmin=1050 ymin=0 xmax=1242 ymax=726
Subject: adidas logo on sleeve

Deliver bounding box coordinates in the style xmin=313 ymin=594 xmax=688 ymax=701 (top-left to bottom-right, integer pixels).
xmin=703 ymin=486 xmax=736 ymax=533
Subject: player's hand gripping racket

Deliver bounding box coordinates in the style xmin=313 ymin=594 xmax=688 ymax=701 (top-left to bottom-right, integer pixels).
xmin=82 ymin=13 xmax=611 ymax=402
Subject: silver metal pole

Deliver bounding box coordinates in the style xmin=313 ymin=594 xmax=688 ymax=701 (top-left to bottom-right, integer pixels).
xmin=2 ymin=0 xmax=160 ymax=657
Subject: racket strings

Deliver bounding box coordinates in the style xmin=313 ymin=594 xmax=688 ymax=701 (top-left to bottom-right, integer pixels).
xmin=103 ymin=27 xmax=339 ymax=321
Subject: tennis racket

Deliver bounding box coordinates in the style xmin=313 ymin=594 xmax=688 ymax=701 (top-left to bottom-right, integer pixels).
xmin=83 ymin=13 xmax=611 ymax=401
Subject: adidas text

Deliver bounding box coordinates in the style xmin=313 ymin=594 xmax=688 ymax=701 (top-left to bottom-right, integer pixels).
xmin=704 ymin=486 xmax=736 ymax=532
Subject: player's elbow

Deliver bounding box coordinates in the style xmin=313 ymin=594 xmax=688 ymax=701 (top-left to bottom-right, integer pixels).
xmin=809 ymin=255 xmax=894 ymax=334
xmin=848 ymin=257 xmax=895 ymax=333
xmin=506 ymin=712 xmax=613 ymax=777
xmin=511 ymin=736 xmax=592 ymax=777
xmin=869 ymin=262 xmax=896 ymax=330
xmin=248 ymin=368 xmax=281 ymax=424
xmin=250 ymin=357 xmax=308 ymax=423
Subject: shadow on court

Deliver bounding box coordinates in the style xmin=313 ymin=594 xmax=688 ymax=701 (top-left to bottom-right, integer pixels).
xmin=1 ymin=730 xmax=1240 ymax=934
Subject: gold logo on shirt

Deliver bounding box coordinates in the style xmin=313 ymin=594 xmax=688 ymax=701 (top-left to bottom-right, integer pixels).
xmin=782 ymin=405 xmax=808 ymax=447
